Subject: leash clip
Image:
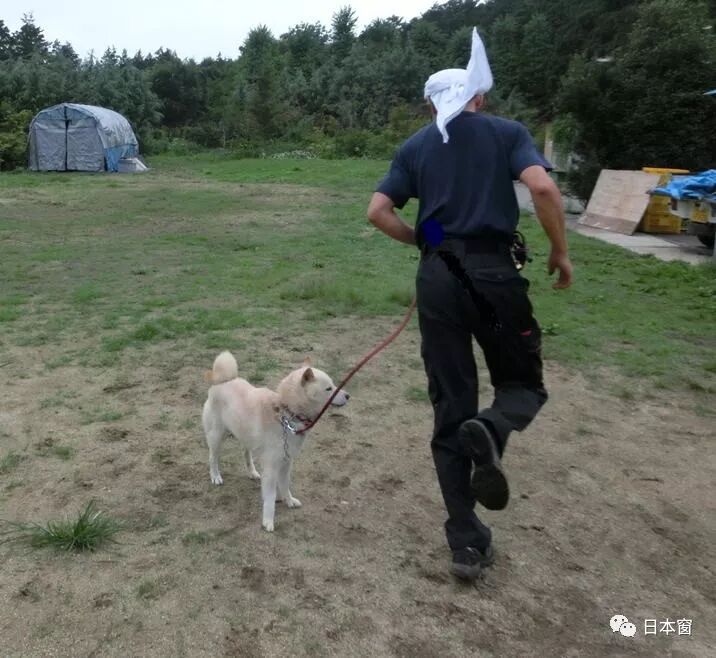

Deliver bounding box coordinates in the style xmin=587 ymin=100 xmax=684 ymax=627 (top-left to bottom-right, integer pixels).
xmin=281 ymin=415 xmax=298 ymax=435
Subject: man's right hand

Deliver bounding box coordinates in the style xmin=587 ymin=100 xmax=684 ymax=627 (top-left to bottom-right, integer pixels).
xmin=548 ymin=250 xmax=573 ymax=289
xmin=367 ymin=193 xmax=416 ymax=246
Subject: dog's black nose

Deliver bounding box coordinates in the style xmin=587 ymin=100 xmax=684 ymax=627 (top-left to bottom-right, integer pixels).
xmin=345 ymin=393 xmax=350 ymax=400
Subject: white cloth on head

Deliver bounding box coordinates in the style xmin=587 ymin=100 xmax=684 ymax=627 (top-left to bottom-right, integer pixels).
xmin=424 ymin=28 xmax=493 ymax=143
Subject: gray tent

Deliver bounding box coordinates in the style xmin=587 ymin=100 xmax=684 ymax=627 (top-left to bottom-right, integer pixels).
xmin=28 ymin=103 xmax=139 ymax=172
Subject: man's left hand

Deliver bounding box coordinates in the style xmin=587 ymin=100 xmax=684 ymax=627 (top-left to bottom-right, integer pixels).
xmin=548 ymin=250 xmax=573 ymax=290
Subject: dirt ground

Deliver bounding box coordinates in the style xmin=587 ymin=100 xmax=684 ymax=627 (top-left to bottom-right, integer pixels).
xmin=1 ymin=318 xmax=714 ymax=657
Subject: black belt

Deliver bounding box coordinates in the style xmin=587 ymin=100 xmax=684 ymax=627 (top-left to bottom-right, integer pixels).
xmin=419 ymin=236 xmax=512 ymax=257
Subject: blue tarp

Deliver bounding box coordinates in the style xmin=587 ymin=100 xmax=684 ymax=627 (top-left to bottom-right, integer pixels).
xmin=105 ymin=144 xmax=138 ymax=172
xmin=652 ymin=170 xmax=716 ymax=203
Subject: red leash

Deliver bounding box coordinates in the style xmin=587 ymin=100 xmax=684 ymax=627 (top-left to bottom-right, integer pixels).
xmin=296 ymin=295 xmax=417 ymax=434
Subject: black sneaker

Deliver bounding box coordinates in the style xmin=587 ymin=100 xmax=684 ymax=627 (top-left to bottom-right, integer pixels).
xmin=459 ymin=419 xmax=510 ymax=510
xmin=450 ymin=545 xmax=495 ymax=581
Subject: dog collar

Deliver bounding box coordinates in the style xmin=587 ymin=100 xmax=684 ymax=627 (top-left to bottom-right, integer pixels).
xmin=279 ymin=408 xmax=313 ymax=435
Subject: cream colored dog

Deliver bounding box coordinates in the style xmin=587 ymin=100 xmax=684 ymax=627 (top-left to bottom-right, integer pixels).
xmin=202 ymin=351 xmax=349 ymax=532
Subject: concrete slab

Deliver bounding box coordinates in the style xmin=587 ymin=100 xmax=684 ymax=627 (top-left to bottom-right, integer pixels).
xmin=566 ymin=218 xmax=712 ymax=265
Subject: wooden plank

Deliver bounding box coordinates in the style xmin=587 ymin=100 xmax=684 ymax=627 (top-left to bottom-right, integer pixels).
xmin=578 ymin=170 xmax=661 ymax=235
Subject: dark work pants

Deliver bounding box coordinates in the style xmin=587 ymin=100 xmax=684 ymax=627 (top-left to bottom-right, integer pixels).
xmin=416 ymin=241 xmax=548 ymax=552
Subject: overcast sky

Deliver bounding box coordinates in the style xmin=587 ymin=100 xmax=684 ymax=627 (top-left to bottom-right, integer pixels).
xmin=5 ymin=1 xmax=442 ymax=60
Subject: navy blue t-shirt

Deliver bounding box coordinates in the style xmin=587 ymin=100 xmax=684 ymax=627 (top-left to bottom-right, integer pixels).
xmin=376 ymin=112 xmax=552 ymax=244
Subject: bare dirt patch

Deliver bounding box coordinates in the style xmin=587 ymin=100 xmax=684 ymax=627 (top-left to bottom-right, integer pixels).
xmin=1 ymin=318 xmax=714 ymax=657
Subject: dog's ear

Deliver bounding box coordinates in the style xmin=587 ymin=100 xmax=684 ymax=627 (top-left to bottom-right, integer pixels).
xmin=301 ymin=367 xmax=315 ymax=385
xmin=302 ymin=356 xmax=312 ymax=366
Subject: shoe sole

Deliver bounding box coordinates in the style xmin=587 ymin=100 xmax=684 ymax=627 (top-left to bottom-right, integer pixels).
xmin=472 ymin=462 xmax=509 ymax=511
xmin=449 ymin=563 xmax=481 ymax=581
xmin=459 ymin=420 xmax=510 ymax=511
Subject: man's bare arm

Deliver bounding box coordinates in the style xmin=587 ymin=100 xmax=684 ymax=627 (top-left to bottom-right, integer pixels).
xmin=520 ymin=165 xmax=573 ymax=289
xmin=367 ymin=193 xmax=416 ymax=246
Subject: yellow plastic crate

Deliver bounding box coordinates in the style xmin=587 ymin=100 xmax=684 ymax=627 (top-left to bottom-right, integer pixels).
xmin=690 ymin=200 xmax=710 ymax=224
xmin=642 ymin=211 xmax=683 ymax=234
xmin=641 ymin=167 xmax=690 ymax=234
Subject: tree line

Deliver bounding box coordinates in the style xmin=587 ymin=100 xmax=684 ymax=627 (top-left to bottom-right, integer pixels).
xmin=1 ymin=0 xmax=714 ymax=198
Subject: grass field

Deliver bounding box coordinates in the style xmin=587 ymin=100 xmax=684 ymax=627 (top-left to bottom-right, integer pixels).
xmin=1 ymin=155 xmax=714 ymax=656
xmin=2 ymin=154 xmax=714 ymax=391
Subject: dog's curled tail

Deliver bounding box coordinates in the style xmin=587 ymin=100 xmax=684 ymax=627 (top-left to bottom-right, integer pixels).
xmin=205 ymin=350 xmax=238 ymax=385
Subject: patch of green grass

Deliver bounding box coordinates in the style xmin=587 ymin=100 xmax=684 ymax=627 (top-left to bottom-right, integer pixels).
xmin=44 ymin=353 xmax=75 ymax=370
xmin=693 ymin=404 xmax=715 ymax=418
xmin=147 ymin=514 xmax=170 ymax=530
xmin=123 ymin=512 xmax=170 ymax=533
xmin=51 ymin=446 xmax=74 ymax=460
xmin=575 ymin=426 xmax=596 ymax=437
xmin=0 ymin=294 xmax=29 ymax=306
xmin=405 ymin=386 xmax=429 ymax=403
xmin=31 ymin=439 xmax=73 ymax=460
xmin=151 ymin=412 xmax=171 ymax=431
xmin=0 ymin=500 xmax=121 ymax=551
xmin=303 ymin=547 xmax=329 ymax=559
xmin=0 ymin=452 xmax=25 ymax=474
xmin=248 ymin=356 xmax=280 ymax=385
xmin=14 ymin=331 xmax=51 ymax=346
xmin=39 ymin=390 xmax=78 ymax=409
xmin=0 ymin=307 xmax=21 ymax=322
xmin=80 ymin=408 xmax=125 ymax=425
xmin=137 ymin=579 xmax=162 ymax=600
xmin=152 ymin=447 xmax=174 ymax=465
xmin=102 ymin=310 xmax=251 ymax=353
xmin=182 ymin=531 xmax=211 ymax=545
xmin=72 ymin=283 xmax=105 ymax=305
xmin=204 ymin=332 xmax=235 ymax=350
xmin=179 ymin=418 xmax=196 ymax=430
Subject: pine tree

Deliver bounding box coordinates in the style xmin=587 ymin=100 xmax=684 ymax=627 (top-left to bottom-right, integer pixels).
xmin=12 ymin=14 xmax=48 ymax=59
xmin=331 ymin=6 xmax=358 ymax=61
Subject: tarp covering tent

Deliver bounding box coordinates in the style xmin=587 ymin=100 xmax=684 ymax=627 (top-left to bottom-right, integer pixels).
xmin=28 ymin=103 xmax=139 ymax=172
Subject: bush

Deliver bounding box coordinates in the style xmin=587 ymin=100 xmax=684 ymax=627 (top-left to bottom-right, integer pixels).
xmin=181 ymin=123 xmax=226 ymax=148
xmin=333 ymin=129 xmax=375 ymax=157
xmin=165 ymin=137 xmax=203 ymax=156
xmin=0 ymin=109 xmax=32 ymax=170
xmin=333 ymin=128 xmax=402 ymax=159
xmin=140 ymin=129 xmax=171 ymax=155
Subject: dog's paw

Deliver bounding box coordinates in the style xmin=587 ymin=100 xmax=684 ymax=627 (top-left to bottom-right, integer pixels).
xmin=247 ymin=470 xmax=261 ymax=480
xmin=262 ymin=520 xmax=274 ymax=532
xmin=210 ymin=473 xmax=224 ymax=485
xmin=286 ymin=496 xmax=302 ymax=509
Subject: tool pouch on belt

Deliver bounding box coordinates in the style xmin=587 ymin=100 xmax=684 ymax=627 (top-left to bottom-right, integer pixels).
xmin=510 ymin=231 xmax=531 ymax=271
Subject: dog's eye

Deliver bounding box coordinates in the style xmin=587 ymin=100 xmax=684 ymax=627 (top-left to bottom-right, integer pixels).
xmin=325 ymin=387 xmax=332 ymax=392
